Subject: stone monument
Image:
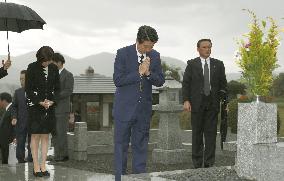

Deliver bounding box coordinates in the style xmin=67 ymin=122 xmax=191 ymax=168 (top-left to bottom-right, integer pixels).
xmin=236 ymin=101 xmax=284 ymax=180
xmin=152 ymin=71 xmax=189 ymax=164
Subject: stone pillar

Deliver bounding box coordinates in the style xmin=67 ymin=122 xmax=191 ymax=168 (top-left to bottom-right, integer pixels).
xmin=152 ymin=72 xmax=189 ymax=164
xmin=236 ymin=102 xmax=277 ymax=179
xmin=152 ymin=104 xmax=189 ymax=164
xmin=102 ymin=103 xmax=109 ymax=127
xmin=73 ymin=122 xmax=88 ymax=161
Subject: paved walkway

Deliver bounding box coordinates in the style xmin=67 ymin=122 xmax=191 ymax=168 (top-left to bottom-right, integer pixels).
xmin=0 ymin=163 xmax=177 ymax=181
xmin=0 ymin=163 xmax=115 ymax=181
xmin=0 ymin=163 xmax=241 ymax=181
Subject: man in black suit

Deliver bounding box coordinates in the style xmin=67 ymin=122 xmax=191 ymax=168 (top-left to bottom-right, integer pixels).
xmin=182 ymin=39 xmax=227 ymax=168
xmin=52 ymin=53 xmax=74 ymax=161
xmin=0 ymin=92 xmax=16 ymax=164
xmin=12 ymin=70 xmax=32 ymax=163
xmin=0 ymin=58 xmax=11 ymax=79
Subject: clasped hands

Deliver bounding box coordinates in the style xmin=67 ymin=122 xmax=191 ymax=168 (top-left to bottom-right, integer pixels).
xmin=39 ymin=99 xmax=54 ymax=109
xmin=139 ymin=57 xmax=151 ymax=76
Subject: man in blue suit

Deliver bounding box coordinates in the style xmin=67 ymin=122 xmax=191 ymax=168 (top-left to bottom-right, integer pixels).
xmin=113 ymin=25 xmax=165 ymax=180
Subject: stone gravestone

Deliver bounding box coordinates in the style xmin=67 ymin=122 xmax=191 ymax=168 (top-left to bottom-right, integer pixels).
xmin=235 ymin=101 xmax=284 ymax=180
xmin=152 ymin=72 xmax=189 ymax=164
xmin=73 ymin=122 xmax=88 ymax=161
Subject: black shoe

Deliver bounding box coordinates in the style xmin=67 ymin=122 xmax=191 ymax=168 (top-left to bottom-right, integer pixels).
xmin=55 ymin=156 xmax=69 ymax=162
xmin=33 ymin=170 xmax=43 ymax=177
xmin=47 ymin=155 xmax=54 ymax=161
xmin=41 ymin=170 xmax=50 ymax=177
xmin=191 ymin=165 xmax=202 ymax=169
xmin=204 ymin=164 xmax=213 ymax=168
xmin=62 ymin=156 xmax=69 ymax=162
xmin=18 ymin=159 xmax=27 ymax=163
xmin=26 ymin=158 xmax=33 ymax=162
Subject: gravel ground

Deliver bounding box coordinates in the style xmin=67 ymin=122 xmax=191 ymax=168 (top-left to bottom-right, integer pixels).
xmin=160 ymin=166 xmax=250 ymax=181
xmin=48 ymin=151 xmax=245 ymax=180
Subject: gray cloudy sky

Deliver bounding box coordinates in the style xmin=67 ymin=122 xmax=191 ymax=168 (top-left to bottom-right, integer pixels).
xmin=1 ymin=0 xmax=283 ymax=73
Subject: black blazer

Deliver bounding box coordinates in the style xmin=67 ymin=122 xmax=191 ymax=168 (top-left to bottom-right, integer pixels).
xmin=0 ymin=67 xmax=8 ymax=79
xmin=12 ymin=87 xmax=28 ymax=132
xmin=25 ymin=61 xmax=60 ymax=107
xmin=182 ymin=57 xmax=227 ymax=112
xmin=0 ymin=105 xmax=15 ymax=145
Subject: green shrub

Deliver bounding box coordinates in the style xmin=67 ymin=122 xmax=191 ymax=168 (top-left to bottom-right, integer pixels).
xmin=227 ymin=99 xmax=239 ymax=134
xmin=150 ymin=111 xmax=191 ymax=130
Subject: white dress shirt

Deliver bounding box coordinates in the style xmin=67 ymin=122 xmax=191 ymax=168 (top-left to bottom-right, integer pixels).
xmin=6 ymin=102 xmax=12 ymax=111
xmin=136 ymin=44 xmax=146 ymax=63
xmin=59 ymin=67 xmax=64 ymax=75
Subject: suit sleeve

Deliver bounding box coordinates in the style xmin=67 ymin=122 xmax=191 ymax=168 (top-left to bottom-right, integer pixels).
xmin=182 ymin=62 xmax=192 ymax=103
xmin=25 ymin=64 xmax=42 ymax=105
xmin=58 ymin=72 xmax=74 ymax=100
xmin=147 ymin=53 xmax=165 ymax=87
xmin=11 ymin=91 xmax=18 ymax=119
xmin=219 ymin=61 xmax=227 ymax=94
xmin=0 ymin=67 xmax=8 ymax=79
xmin=113 ymin=49 xmax=140 ymax=87
xmin=52 ymin=67 xmax=61 ymax=104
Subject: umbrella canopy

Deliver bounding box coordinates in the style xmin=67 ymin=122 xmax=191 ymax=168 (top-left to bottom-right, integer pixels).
xmin=0 ymin=2 xmax=46 ymax=33
xmin=0 ymin=1 xmax=46 ymax=57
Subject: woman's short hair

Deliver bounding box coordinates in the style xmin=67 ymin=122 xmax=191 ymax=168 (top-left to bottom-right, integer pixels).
xmin=36 ymin=46 xmax=54 ymax=63
xmin=137 ymin=25 xmax=159 ymax=44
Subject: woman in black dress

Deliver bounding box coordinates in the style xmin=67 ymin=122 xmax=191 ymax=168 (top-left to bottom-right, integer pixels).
xmin=26 ymin=46 xmax=60 ymax=177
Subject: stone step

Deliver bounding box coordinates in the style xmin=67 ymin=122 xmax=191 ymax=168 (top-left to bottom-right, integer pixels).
xmin=87 ymin=144 xmax=113 ymax=154
xmin=278 ymin=137 xmax=284 ymax=142
xmin=87 ymin=142 xmax=158 ymax=155
xmin=182 ymin=142 xmax=192 ymax=151
xmin=223 ymin=141 xmax=237 ymax=152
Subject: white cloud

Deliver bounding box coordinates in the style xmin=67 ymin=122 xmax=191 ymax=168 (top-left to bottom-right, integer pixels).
xmin=0 ymin=0 xmax=283 ymax=73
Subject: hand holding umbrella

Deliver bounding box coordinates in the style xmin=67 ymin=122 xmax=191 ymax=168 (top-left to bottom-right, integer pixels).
xmin=2 ymin=57 xmax=11 ymax=70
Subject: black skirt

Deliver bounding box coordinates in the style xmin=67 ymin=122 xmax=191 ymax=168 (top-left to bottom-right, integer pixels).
xmin=28 ymin=105 xmax=55 ymax=134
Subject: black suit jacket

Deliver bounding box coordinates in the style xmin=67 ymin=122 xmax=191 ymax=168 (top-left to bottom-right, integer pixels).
xmin=0 ymin=106 xmax=15 ymax=145
xmin=182 ymin=57 xmax=227 ymax=112
xmin=0 ymin=67 xmax=8 ymax=79
xmin=25 ymin=62 xmax=60 ymax=106
xmin=12 ymin=87 xmax=28 ymax=133
xmin=55 ymin=68 xmax=74 ymax=114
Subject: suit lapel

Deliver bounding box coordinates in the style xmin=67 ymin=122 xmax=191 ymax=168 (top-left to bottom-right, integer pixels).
xmin=196 ymin=57 xmax=203 ymax=80
xmin=0 ymin=107 xmax=10 ymax=127
xmin=129 ymin=44 xmax=139 ymax=67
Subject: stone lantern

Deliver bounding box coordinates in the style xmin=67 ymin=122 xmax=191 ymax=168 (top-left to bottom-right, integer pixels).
xmin=152 ymin=71 xmax=189 ymax=164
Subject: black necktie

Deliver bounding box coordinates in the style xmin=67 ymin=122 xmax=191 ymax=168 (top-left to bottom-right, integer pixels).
xmin=139 ymin=54 xmax=144 ymax=64
xmin=204 ymin=59 xmax=210 ymax=96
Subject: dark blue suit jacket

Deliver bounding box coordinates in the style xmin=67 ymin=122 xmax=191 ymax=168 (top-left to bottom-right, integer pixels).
xmin=113 ymin=44 xmax=165 ymax=122
xmin=12 ymin=87 xmax=28 ymax=133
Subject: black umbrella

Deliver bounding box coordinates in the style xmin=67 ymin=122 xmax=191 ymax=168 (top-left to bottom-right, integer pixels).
xmin=0 ymin=1 xmax=46 ymax=58
xmin=219 ymin=90 xmax=228 ymax=150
